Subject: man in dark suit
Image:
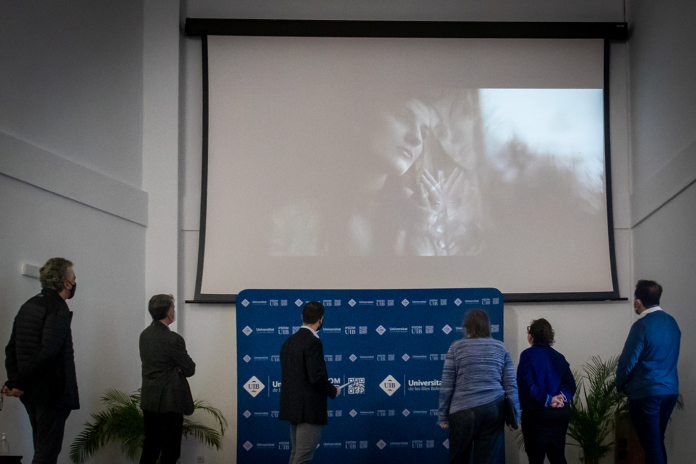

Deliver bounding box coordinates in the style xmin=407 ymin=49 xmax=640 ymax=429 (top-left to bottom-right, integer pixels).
xmin=3 ymin=257 xmax=80 ymax=464
xmin=279 ymin=301 xmax=340 ymax=464
xmin=139 ymin=294 xmax=196 ymax=464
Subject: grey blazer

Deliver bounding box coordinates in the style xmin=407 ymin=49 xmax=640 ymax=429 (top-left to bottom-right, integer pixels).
xmin=139 ymin=321 xmax=196 ymax=415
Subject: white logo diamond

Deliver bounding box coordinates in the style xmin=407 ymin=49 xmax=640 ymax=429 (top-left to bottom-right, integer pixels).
xmin=401 ymin=299 xmax=410 ymax=306
xmin=242 ymin=326 xmax=253 ymax=336
xmin=243 ymin=441 xmax=253 ymax=451
xmin=442 ymin=324 xmax=452 ymax=334
xmin=454 ymin=298 xmax=462 ymax=306
xmin=376 ymin=440 xmax=386 ymax=450
xmin=349 ymin=409 xmax=358 ymax=417
xmin=243 ymin=355 xmax=251 ymax=363
xmin=402 ymin=409 xmax=410 ymax=417
xmin=443 ymin=439 xmax=450 ymax=449
xmin=349 ymin=354 xmax=357 ymax=362
xmin=349 ymin=299 xmax=356 ymax=307
xmin=380 ymin=375 xmax=401 ymax=396
xmin=241 ymin=299 xmax=250 ymax=307
xmin=376 ymin=325 xmax=386 ymax=335
xmin=243 ymin=410 xmax=251 ymax=419
xmin=295 ymin=299 xmax=303 ymax=307
xmin=243 ymin=376 xmax=265 ymax=397
xmin=402 ymin=354 xmax=410 ymax=361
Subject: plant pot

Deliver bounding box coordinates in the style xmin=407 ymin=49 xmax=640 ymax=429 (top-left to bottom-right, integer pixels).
xmin=615 ymin=411 xmax=645 ymax=464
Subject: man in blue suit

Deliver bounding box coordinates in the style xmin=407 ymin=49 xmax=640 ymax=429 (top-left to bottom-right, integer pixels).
xmin=617 ymin=280 xmax=680 ymax=464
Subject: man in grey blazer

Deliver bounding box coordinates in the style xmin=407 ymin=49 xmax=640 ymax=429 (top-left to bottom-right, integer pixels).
xmin=139 ymin=294 xmax=196 ymax=464
xmin=279 ymin=301 xmax=340 ymax=464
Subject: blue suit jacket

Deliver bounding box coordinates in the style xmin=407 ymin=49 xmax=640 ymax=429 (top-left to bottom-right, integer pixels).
xmin=616 ymin=310 xmax=680 ymax=400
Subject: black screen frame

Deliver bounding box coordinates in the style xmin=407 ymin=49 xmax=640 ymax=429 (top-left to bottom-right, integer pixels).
xmin=186 ymin=19 xmax=627 ymax=304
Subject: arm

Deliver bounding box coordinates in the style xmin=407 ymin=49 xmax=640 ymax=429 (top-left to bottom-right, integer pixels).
xmin=502 ymin=351 xmax=520 ymax=415
xmin=170 ymin=334 xmax=196 ymax=378
xmin=4 ymin=321 xmax=18 ymax=388
xmin=305 ymin=340 xmax=337 ymax=399
xmin=559 ymin=364 xmax=577 ymax=402
xmin=438 ymin=345 xmax=456 ymax=425
xmin=616 ymin=323 xmax=644 ymax=394
xmin=10 ymin=310 xmax=71 ymax=391
xmin=516 ymin=351 xmax=551 ymax=407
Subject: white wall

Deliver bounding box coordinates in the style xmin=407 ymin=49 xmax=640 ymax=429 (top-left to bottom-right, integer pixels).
xmin=627 ymin=0 xmax=696 ymax=462
xmin=4 ymin=1 xmax=672 ymax=464
xmin=0 ymin=0 xmax=144 ymax=188
xmin=0 ymin=0 xmax=146 ymax=462
xmin=177 ymin=2 xmax=634 ymax=464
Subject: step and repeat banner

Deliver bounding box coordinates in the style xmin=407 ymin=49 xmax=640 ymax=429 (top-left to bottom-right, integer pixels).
xmin=236 ymin=288 xmax=504 ymax=464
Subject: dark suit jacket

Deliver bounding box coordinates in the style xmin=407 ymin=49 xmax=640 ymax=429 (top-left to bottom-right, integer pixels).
xmin=4 ymin=288 xmax=80 ymax=410
xmin=279 ymin=328 xmax=337 ymax=425
xmin=139 ymin=321 xmax=195 ymax=415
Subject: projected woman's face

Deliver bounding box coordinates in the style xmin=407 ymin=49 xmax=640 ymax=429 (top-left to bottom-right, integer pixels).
xmin=370 ymin=98 xmax=430 ymax=176
xmin=429 ymin=95 xmax=478 ymax=171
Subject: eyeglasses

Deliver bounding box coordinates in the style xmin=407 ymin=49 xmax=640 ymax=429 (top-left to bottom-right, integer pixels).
xmin=526 ymin=326 xmax=531 ymax=333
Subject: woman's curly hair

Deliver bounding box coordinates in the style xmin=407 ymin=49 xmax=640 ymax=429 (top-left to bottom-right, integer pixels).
xmin=528 ymin=318 xmax=555 ymax=346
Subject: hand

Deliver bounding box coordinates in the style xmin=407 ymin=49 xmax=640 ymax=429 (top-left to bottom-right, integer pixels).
xmin=335 ymin=386 xmax=341 ymax=396
xmin=2 ymin=384 xmax=23 ymax=397
xmin=550 ymin=393 xmax=566 ymax=408
xmin=439 ymin=422 xmax=449 ymax=429
xmin=420 ymin=168 xmax=475 ymax=256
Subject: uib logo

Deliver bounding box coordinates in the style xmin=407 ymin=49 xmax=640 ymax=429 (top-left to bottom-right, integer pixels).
xmin=243 ymin=376 xmax=265 ymax=397
xmin=380 ymin=375 xmax=401 ymax=396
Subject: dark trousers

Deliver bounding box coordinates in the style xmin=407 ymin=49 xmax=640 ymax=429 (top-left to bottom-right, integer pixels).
xmin=448 ymin=397 xmax=505 ymax=464
xmin=628 ymin=394 xmax=678 ymax=464
xmin=521 ymin=404 xmax=571 ymax=464
xmin=23 ymin=402 xmax=71 ymax=464
xmin=139 ymin=410 xmax=184 ymax=464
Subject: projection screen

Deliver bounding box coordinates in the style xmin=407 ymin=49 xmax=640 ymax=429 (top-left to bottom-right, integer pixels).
xmin=190 ymin=21 xmax=623 ymax=302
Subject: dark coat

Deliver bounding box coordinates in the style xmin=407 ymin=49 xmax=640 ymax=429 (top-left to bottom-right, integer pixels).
xmin=4 ymin=288 xmax=80 ymax=410
xmin=139 ymin=321 xmax=196 ymax=415
xmin=279 ymin=328 xmax=337 ymax=425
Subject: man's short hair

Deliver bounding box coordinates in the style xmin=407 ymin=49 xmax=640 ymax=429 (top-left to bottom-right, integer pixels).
xmin=39 ymin=258 xmax=74 ymax=292
xmin=302 ymin=301 xmax=325 ymax=325
xmin=149 ymin=294 xmax=174 ymax=320
xmin=463 ymin=310 xmax=491 ymax=339
xmin=635 ymin=280 xmax=662 ymax=308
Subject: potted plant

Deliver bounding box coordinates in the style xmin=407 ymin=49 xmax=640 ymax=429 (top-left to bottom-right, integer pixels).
xmin=70 ymin=389 xmax=227 ymax=463
xmin=566 ymin=356 xmax=626 ymax=464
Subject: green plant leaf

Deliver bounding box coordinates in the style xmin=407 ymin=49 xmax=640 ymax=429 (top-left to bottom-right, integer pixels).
xmin=70 ymin=389 xmax=227 ymax=464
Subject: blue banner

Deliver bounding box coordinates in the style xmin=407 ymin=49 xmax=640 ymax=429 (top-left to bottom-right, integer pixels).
xmin=236 ymin=288 xmax=504 ymax=464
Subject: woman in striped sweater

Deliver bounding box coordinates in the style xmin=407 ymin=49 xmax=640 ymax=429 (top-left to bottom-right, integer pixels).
xmin=438 ymin=310 xmax=519 ymax=464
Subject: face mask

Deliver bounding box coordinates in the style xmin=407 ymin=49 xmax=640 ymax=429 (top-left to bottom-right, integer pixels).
xmin=68 ymin=282 xmax=77 ymax=299
xmin=317 ymin=318 xmax=323 ymax=332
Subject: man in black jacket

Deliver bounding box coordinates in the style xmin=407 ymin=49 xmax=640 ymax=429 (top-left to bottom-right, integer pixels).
xmin=279 ymin=301 xmax=340 ymax=464
xmin=139 ymin=294 xmax=195 ymax=464
xmin=3 ymin=257 xmax=80 ymax=464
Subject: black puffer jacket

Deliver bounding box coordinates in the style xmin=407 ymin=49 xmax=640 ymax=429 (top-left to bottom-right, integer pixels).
xmin=4 ymin=288 xmax=80 ymax=410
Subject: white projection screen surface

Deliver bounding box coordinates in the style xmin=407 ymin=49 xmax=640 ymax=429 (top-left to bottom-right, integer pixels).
xmin=197 ymin=33 xmax=619 ymax=301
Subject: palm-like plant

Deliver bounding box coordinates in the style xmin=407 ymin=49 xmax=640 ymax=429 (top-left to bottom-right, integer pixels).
xmin=70 ymin=389 xmax=227 ymax=464
xmin=566 ymin=356 xmax=626 ymax=464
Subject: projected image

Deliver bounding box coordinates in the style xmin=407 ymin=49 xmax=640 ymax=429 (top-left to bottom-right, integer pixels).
xmin=202 ymin=36 xmax=613 ymax=295
xmin=269 ymin=88 xmax=604 ymax=258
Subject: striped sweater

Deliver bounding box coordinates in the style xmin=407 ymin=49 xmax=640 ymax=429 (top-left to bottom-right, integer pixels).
xmin=438 ymin=337 xmax=519 ymax=423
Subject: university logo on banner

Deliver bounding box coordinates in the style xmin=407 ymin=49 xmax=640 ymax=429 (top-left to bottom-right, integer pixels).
xmin=380 ymin=375 xmax=401 ymax=396
xmin=243 ymin=376 xmax=265 ymax=397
